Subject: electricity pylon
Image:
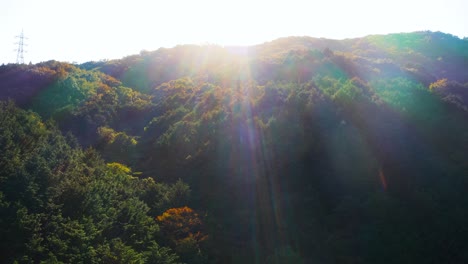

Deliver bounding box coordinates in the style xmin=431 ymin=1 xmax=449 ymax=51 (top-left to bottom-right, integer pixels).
xmin=15 ymin=29 xmax=27 ymax=64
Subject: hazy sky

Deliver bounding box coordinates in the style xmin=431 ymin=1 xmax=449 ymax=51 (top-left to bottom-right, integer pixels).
xmin=1 ymin=0 xmax=467 ymax=64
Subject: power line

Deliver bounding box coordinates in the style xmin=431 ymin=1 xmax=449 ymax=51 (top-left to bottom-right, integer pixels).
xmin=15 ymin=29 xmax=28 ymax=64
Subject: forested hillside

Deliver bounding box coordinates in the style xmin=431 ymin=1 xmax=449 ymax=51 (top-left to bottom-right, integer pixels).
xmin=1 ymin=31 xmax=468 ymax=263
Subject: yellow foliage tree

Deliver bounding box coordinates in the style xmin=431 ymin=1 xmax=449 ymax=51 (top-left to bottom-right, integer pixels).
xmin=429 ymin=78 xmax=448 ymax=91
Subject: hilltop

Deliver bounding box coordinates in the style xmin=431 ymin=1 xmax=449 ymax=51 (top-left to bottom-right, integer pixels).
xmin=0 ymin=31 xmax=468 ymax=263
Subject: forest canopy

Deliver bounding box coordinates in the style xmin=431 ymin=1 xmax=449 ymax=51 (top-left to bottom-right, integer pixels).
xmin=1 ymin=31 xmax=468 ymax=263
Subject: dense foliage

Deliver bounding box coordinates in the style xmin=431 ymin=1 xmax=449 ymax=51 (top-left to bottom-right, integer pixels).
xmin=1 ymin=31 xmax=468 ymax=263
xmin=0 ymin=102 xmax=190 ymax=263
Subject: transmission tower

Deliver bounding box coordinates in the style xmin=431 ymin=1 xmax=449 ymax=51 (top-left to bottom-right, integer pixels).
xmin=15 ymin=29 xmax=27 ymax=64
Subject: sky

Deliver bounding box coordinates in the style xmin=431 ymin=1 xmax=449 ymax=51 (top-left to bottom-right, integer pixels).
xmin=1 ymin=0 xmax=467 ymax=64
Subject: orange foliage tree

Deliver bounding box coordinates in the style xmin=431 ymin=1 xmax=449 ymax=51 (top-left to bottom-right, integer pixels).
xmin=156 ymin=206 xmax=208 ymax=255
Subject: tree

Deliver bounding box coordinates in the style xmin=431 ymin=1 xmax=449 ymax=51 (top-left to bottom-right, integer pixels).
xmin=157 ymin=207 xmax=207 ymax=262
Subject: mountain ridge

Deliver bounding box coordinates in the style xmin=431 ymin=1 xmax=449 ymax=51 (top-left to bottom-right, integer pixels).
xmin=0 ymin=30 xmax=468 ymax=263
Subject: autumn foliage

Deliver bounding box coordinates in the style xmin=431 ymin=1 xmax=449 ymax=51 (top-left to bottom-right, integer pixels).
xmin=157 ymin=207 xmax=207 ymax=246
xmin=156 ymin=207 xmax=208 ymax=262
